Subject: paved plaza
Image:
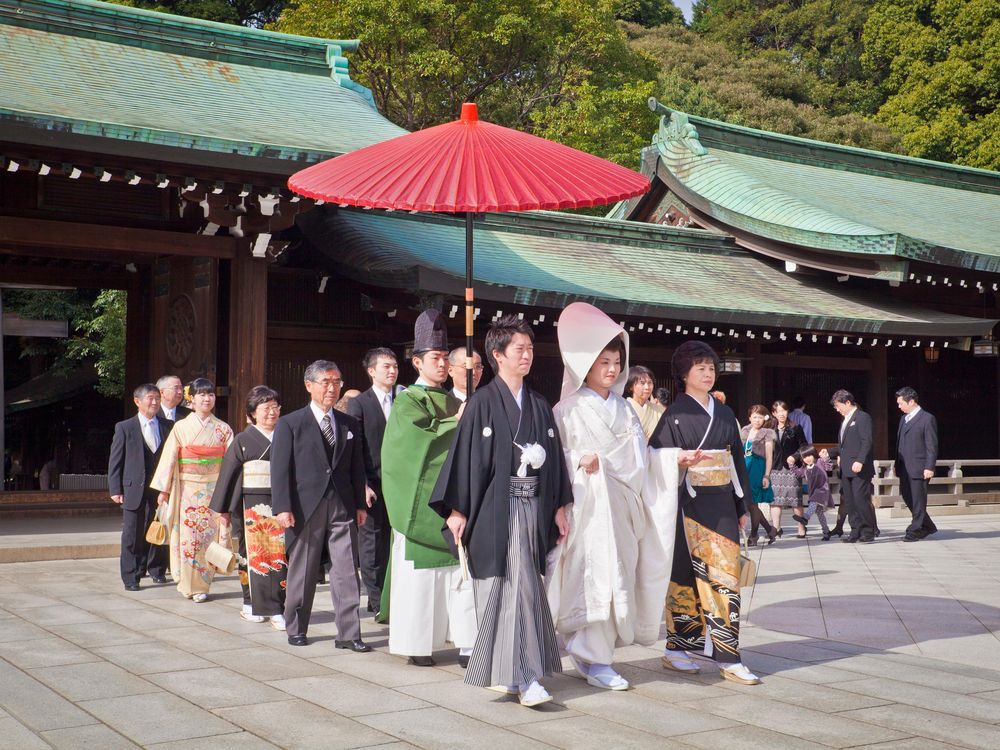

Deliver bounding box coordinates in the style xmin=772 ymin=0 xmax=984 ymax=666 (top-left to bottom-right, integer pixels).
xmin=2 ymin=511 xmax=1000 ymax=749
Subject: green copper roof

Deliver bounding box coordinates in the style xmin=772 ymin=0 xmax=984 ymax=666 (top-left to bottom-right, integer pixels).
xmin=298 ymin=207 xmax=993 ymax=337
xmin=0 ymin=0 xmax=406 ymax=161
xmin=645 ymin=101 xmax=1000 ymax=274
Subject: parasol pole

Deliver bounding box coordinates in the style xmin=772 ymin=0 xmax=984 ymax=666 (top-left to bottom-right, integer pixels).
xmin=465 ymin=211 xmax=475 ymax=396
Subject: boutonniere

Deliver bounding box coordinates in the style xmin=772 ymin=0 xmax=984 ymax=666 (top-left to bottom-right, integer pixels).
xmin=347 ymin=431 xmax=354 ymax=440
xmin=547 ymin=428 xmax=555 ymax=438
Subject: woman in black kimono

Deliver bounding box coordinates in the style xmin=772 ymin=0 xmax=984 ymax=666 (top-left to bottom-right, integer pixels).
xmin=650 ymin=341 xmax=761 ymax=686
xmin=212 ymin=386 xmax=287 ymax=628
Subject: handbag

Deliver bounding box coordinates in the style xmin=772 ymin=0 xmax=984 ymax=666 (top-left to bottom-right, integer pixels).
xmin=145 ymin=504 xmax=168 ymax=546
xmin=738 ymin=532 xmax=757 ymax=588
xmin=206 ymin=531 xmax=239 ymax=574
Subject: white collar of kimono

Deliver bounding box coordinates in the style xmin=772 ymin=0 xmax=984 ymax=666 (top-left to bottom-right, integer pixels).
xmin=252 ymin=424 xmax=273 ymax=442
xmin=583 ymin=385 xmax=616 ymax=411
xmin=686 ymin=391 xmax=715 ymax=418
xmin=556 ymin=302 xmax=629 ymax=401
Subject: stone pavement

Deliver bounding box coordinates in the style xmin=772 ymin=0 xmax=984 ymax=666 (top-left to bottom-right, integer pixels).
xmin=2 ymin=512 xmax=1000 ymax=749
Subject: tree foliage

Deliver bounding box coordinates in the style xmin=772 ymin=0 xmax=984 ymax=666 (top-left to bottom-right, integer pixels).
xmin=274 ymin=0 xmax=657 ymax=143
xmin=862 ymin=0 xmax=1000 ymax=169
xmin=616 ymin=0 xmax=686 ymax=27
xmin=113 ymin=0 xmax=286 ymax=27
xmin=629 ymin=24 xmax=901 ymax=151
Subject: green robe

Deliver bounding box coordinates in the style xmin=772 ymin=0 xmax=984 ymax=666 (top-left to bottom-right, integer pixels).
xmin=379 ymin=384 xmax=460 ymax=618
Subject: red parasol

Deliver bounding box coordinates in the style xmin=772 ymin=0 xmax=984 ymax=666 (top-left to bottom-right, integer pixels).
xmin=288 ymin=103 xmax=649 ymax=390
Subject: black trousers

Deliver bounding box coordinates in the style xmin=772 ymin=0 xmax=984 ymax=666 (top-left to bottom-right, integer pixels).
xmin=357 ymin=499 xmax=390 ymax=610
xmin=898 ymin=465 xmax=938 ymax=538
xmin=842 ymin=475 xmax=877 ymax=540
xmin=120 ymin=491 xmax=167 ymax=585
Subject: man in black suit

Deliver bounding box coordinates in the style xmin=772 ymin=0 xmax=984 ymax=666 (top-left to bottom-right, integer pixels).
xmin=346 ymin=347 xmax=401 ymax=616
xmin=829 ymin=389 xmax=877 ymax=543
xmin=108 ymin=383 xmax=173 ymax=590
xmin=895 ymin=386 xmax=939 ymax=542
xmin=157 ymin=374 xmax=191 ymax=422
xmin=271 ymin=359 xmax=371 ymax=651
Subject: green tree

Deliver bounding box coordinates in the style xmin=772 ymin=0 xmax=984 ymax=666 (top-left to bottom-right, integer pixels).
xmin=67 ymin=291 xmax=127 ymax=399
xmin=630 ymin=24 xmax=901 ymax=151
xmin=274 ymin=0 xmax=658 ymax=144
xmin=690 ymin=0 xmax=879 ymax=114
xmin=862 ymin=0 xmax=1000 ymax=169
xmin=112 ymin=0 xmax=286 ymax=27
xmin=616 ymin=0 xmax=686 ymax=27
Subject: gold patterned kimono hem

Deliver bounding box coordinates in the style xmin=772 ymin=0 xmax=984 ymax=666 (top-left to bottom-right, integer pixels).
xmin=150 ymin=414 xmax=233 ymax=598
xmin=667 ymin=504 xmax=742 ymax=664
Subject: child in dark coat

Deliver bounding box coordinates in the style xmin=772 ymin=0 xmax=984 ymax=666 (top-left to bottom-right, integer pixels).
xmin=787 ymin=446 xmax=835 ymax=541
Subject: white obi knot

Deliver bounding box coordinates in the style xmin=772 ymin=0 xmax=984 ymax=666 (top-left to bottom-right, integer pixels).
xmin=515 ymin=441 xmax=546 ymax=478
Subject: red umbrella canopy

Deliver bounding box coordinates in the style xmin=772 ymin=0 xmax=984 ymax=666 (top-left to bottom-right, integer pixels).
xmin=287 ymin=103 xmax=649 ymax=212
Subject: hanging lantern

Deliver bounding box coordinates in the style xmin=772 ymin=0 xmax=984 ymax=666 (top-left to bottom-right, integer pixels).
xmin=973 ymin=336 xmax=999 ymax=358
xmin=923 ymin=346 xmax=940 ymax=364
xmin=719 ymin=351 xmax=745 ymax=375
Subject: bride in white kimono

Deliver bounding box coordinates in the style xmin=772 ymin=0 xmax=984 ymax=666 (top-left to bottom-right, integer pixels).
xmin=548 ymin=302 xmax=685 ymax=690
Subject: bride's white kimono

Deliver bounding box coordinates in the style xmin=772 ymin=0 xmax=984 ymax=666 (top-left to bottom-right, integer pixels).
xmin=547 ymin=302 xmax=679 ymax=666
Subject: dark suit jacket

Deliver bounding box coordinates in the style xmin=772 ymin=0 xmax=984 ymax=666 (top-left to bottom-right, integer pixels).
xmin=345 ymin=386 xmax=400 ymax=495
xmin=837 ymin=408 xmax=875 ymax=479
xmin=895 ymin=408 xmax=938 ymax=476
xmin=774 ymin=423 xmax=808 ymax=465
xmin=158 ymin=404 xmax=191 ymax=422
xmin=271 ymin=405 xmax=366 ymax=547
xmin=108 ymin=415 xmax=173 ymax=510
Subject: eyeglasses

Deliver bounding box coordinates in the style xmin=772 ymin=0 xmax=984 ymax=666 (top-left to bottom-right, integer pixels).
xmin=258 ymin=404 xmax=282 ymax=413
xmin=311 ymin=378 xmax=343 ymax=389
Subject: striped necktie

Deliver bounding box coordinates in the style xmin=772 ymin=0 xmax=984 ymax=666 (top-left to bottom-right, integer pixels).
xmin=321 ymin=413 xmax=336 ymax=448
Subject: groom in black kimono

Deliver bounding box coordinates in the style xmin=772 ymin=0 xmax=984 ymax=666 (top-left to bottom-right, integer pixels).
xmin=431 ymin=315 xmax=572 ymax=707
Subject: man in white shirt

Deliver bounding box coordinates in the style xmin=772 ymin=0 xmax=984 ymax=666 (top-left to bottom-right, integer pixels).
xmin=448 ymin=346 xmax=483 ymax=402
xmin=346 ymin=348 xmax=402 ymax=615
xmin=157 ymin=375 xmax=190 ymax=422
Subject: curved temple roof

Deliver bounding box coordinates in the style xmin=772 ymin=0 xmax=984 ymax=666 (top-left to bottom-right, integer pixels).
xmin=633 ymin=100 xmax=1000 ymax=277
xmin=0 ymin=0 xmax=407 ymax=162
xmin=298 ymin=207 xmax=995 ymax=338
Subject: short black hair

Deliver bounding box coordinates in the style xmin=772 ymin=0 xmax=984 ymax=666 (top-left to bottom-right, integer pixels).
xmin=830 ymin=389 xmax=855 ymax=406
xmin=653 ymin=387 xmax=671 ymax=405
xmin=791 ymin=395 xmax=806 ymax=409
xmin=363 ymin=347 xmax=397 ymax=372
xmin=188 ymin=378 xmax=215 ymax=396
xmin=798 ymin=445 xmax=818 ymax=462
xmin=671 ymin=340 xmax=720 ymax=391
xmin=484 ymin=315 xmax=534 ymax=373
xmin=133 ymin=383 xmax=158 ymax=400
xmin=245 ymin=385 xmax=281 ymax=423
xmin=895 ymin=386 xmax=919 ymax=403
xmin=625 ymin=365 xmax=654 ymax=398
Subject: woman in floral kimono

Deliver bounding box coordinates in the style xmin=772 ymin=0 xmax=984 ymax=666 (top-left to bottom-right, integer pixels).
xmin=151 ymin=378 xmax=234 ymax=602
xmin=548 ymin=303 xmax=683 ymax=692
xmin=212 ymin=386 xmax=287 ymax=628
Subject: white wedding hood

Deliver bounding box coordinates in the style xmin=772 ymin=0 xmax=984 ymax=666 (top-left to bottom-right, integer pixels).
xmin=557 ymin=302 xmax=631 ymax=401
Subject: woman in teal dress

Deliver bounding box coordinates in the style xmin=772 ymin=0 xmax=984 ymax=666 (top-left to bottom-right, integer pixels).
xmin=739 ymin=405 xmax=777 ymax=545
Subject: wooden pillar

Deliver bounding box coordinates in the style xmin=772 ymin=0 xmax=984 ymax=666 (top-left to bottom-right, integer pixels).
xmin=867 ymin=345 xmax=888 ymax=459
xmin=226 ymin=246 xmax=268 ymax=429
xmin=124 ymin=270 xmax=151 ymax=417
xmin=745 ymin=340 xmax=763 ymax=407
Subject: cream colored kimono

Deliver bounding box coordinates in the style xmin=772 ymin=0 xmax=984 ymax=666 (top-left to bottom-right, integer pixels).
xmin=150 ymin=413 xmax=233 ymax=598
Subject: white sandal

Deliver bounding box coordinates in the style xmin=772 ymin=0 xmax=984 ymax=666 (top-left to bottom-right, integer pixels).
xmin=192 ymin=593 xmax=208 ymax=603
xmin=586 ymin=666 xmax=629 ymax=691
xmin=240 ymin=605 xmax=265 ymax=623
xmin=720 ymin=663 xmax=761 ymax=685
xmin=487 ymin=685 xmax=518 ymax=695
xmin=518 ymin=681 xmax=552 ymax=707
xmin=269 ymin=614 xmax=286 ymax=630
xmin=661 ymin=650 xmax=701 ymax=673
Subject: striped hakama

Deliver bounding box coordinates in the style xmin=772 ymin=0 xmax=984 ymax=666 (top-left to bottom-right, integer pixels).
xmin=465 ymin=477 xmax=562 ymax=688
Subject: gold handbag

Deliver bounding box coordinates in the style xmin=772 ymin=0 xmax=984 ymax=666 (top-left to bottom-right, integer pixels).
xmin=738 ymin=533 xmax=757 ymax=588
xmin=145 ymin=505 xmax=168 ymax=546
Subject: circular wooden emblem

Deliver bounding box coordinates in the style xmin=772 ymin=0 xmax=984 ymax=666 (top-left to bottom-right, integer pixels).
xmin=166 ymin=294 xmax=196 ymax=367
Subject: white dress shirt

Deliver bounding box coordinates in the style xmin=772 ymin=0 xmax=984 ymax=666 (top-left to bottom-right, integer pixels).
xmin=905 ymin=405 xmax=922 ymax=424
xmin=138 ymin=413 xmax=160 ymax=452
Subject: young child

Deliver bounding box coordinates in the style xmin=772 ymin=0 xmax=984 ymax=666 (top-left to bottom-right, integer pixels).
xmin=786 ymin=446 xmax=834 ymax=541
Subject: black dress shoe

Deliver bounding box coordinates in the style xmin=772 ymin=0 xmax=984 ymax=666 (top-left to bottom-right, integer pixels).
xmin=459 ymin=654 xmax=470 ymax=668
xmin=874 ymin=528 xmax=881 ymax=537
xmin=766 ymin=529 xmax=778 ymax=545
xmin=830 ymin=525 xmax=844 ymax=537
xmin=822 ymin=532 xmax=831 ymax=541
xmin=124 ymin=583 xmax=140 ymax=591
xmin=792 ymin=513 xmax=808 ymax=525
xmin=288 ymin=634 xmax=309 ymax=646
xmin=859 ymin=537 xmax=875 ymax=544
xmin=407 ymin=655 xmax=436 ymax=667
xmin=903 ymin=535 xmax=921 ymax=542
xmin=843 ymin=536 xmax=858 ymax=543
xmin=747 ymin=536 xmax=758 ymax=546
xmin=150 ymin=576 xmax=168 ymax=584
xmin=335 ymin=639 xmax=372 ymax=653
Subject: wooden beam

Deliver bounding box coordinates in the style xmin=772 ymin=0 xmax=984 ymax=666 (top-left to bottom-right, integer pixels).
xmin=0 ymin=315 xmax=68 ymax=337
xmin=0 ymin=217 xmax=236 ymax=259
xmin=759 ymin=353 xmax=871 ymax=371
xmin=867 ymin=346 xmax=889 ymax=459
xmin=0 ymin=264 xmax=133 ymax=289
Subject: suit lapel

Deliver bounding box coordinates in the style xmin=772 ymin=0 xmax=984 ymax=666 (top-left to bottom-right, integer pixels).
xmin=333 ymin=414 xmax=348 ymax=467
xmin=306 ymin=410 xmax=330 ymax=467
